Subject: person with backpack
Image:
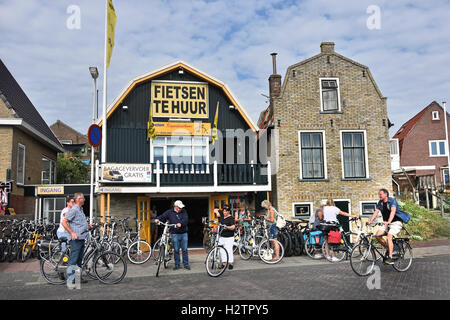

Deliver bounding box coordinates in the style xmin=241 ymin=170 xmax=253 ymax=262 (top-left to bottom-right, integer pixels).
xmin=261 ymin=200 xmax=281 ymax=261
xmin=367 ymin=188 xmax=411 ymax=265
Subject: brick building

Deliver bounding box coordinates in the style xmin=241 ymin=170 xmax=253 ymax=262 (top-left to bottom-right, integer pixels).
xmin=0 ymin=59 xmax=63 ymax=215
xmin=390 ymin=101 xmax=450 ymax=206
xmin=258 ymin=42 xmax=392 ymax=230
xmin=50 ymin=120 xmax=90 ymax=163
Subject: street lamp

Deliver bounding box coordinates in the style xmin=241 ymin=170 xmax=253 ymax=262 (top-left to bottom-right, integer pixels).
xmin=89 ymin=66 xmax=99 ymax=224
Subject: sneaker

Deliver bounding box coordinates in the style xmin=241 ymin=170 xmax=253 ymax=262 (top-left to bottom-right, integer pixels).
xmin=173 ymin=266 xmax=180 ymax=270
xmin=228 ymin=264 xmax=233 ymax=270
xmin=313 ymin=253 xmax=323 ymax=259
xmin=184 ymin=265 xmax=191 ymax=270
xmin=66 ymin=282 xmax=76 ymax=290
xmin=331 ymin=257 xmax=340 ymax=262
xmin=384 ymin=257 xmax=395 ymax=265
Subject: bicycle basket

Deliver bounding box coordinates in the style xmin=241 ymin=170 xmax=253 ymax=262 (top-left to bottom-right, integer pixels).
xmin=304 ymin=231 xmax=323 ymax=245
xmin=327 ymin=230 xmax=342 ymax=244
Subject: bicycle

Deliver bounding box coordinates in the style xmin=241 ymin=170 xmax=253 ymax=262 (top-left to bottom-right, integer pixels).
xmin=205 ymin=223 xmax=230 ymax=277
xmin=155 ymin=221 xmax=177 ymax=277
xmin=39 ymin=224 xmax=127 ymax=285
xmin=126 ymin=220 xmax=152 ymax=264
xmin=350 ymin=222 xmax=413 ymax=276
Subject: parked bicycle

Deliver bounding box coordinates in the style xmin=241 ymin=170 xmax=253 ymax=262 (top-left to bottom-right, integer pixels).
xmin=205 ymin=223 xmax=230 ymax=277
xmin=155 ymin=221 xmax=177 ymax=277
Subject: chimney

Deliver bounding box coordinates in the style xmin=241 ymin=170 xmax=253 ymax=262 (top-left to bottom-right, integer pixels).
xmin=269 ymin=53 xmax=282 ymax=98
xmin=320 ymin=42 xmax=335 ymax=54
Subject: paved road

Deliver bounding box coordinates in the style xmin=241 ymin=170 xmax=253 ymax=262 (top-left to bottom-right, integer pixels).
xmin=1 ymin=252 xmax=449 ymax=300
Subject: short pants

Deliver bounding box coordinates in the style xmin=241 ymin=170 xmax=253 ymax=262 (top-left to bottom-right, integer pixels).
xmin=379 ymin=221 xmax=403 ymax=237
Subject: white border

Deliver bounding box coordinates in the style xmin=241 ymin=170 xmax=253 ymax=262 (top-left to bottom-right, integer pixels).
xmin=319 ymin=78 xmax=341 ymax=112
xmin=339 ymin=130 xmax=370 ymax=179
xmin=359 ymin=200 xmax=378 ymax=217
xmin=17 ymin=143 xmax=26 ymax=185
xmin=428 ymin=140 xmax=448 ymax=157
xmin=292 ymin=202 xmax=314 ymax=219
xmin=432 ymin=111 xmax=440 ymax=120
xmin=298 ymin=130 xmax=328 ymax=180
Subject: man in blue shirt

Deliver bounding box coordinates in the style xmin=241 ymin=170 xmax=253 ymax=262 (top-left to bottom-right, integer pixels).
xmin=155 ymin=200 xmax=190 ymax=270
xmin=62 ymin=192 xmax=90 ymax=288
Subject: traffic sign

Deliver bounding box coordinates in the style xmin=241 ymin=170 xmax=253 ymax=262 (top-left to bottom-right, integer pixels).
xmin=88 ymin=124 xmax=102 ymax=147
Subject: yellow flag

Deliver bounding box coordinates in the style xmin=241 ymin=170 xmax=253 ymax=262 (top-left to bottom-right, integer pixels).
xmin=147 ymin=103 xmax=156 ymax=140
xmin=211 ymin=101 xmax=219 ymax=143
xmin=106 ymin=0 xmax=117 ymax=68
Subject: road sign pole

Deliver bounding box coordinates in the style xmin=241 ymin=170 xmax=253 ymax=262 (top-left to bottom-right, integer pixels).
xmin=90 ymin=77 xmax=98 ymax=224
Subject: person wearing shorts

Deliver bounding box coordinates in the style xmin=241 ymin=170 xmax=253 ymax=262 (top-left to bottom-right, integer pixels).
xmin=368 ymin=188 xmax=404 ymax=265
xmin=261 ymin=200 xmax=280 ymax=261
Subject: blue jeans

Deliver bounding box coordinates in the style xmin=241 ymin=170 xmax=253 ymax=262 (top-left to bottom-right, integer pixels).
xmin=269 ymin=224 xmax=278 ymax=239
xmin=172 ymin=233 xmax=189 ymax=267
xmin=67 ymin=239 xmax=85 ymax=284
xmin=57 ymin=231 xmax=71 ymax=251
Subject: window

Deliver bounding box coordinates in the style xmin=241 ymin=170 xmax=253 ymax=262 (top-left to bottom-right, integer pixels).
xmin=150 ymin=136 xmax=209 ymax=172
xmin=42 ymin=157 xmax=56 ymax=185
xmin=292 ymin=202 xmax=313 ymax=219
xmin=299 ymin=131 xmax=326 ymax=179
xmin=60 ymin=140 xmax=73 ymax=145
xmin=341 ymin=131 xmax=368 ymax=179
xmin=360 ymin=201 xmax=377 ymax=217
xmin=432 ymin=111 xmax=440 ymax=120
xmin=43 ymin=198 xmax=66 ymax=224
xmin=390 ymin=139 xmax=399 ymax=155
xmin=429 ymin=140 xmax=447 ymax=157
xmin=320 ymin=78 xmax=340 ymax=112
xmin=17 ymin=144 xmax=25 ymax=185
xmin=442 ymin=168 xmax=449 ymax=185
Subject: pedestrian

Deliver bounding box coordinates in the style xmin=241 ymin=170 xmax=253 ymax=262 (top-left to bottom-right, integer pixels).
xmin=0 ymin=186 xmax=7 ymax=215
xmin=310 ymin=199 xmax=326 ymax=259
xmin=154 ymin=200 xmax=190 ymax=270
xmin=61 ymin=192 xmax=90 ymax=288
xmin=215 ymin=205 xmax=236 ymax=270
xmin=234 ymin=201 xmax=251 ymax=236
xmin=150 ymin=205 xmax=158 ymax=244
xmin=56 ymin=196 xmax=75 ymax=251
xmin=261 ymin=200 xmax=281 ymax=261
xmin=322 ymin=199 xmax=356 ymax=262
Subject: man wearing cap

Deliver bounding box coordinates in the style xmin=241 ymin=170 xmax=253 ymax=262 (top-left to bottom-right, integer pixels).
xmin=155 ymin=200 xmax=190 ymax=270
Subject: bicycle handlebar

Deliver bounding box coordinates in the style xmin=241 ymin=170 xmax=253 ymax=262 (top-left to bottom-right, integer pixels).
xmin=157 ymin=221 xmax=178 ymax=228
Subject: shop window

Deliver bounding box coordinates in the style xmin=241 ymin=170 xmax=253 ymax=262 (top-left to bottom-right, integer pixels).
xmin=17 ymin=144 xmax=25 ymax=185
xmin=292 ymin=202 xmax=313 ymax=219
xmin=43 ymin=198 xmax=66 ymax=224
xmin=360 ymin=201 xmax=377 ymax=217
xmin=42 ymin=157 xmax=56 ymax=185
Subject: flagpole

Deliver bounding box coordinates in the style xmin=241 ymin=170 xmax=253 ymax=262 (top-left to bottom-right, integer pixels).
xmin=101 ymin=0 xmax=108 ymax=164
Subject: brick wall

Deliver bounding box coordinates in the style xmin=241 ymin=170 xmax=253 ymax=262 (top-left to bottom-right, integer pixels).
xmin=0 ymin=127 xmax=13 ymax=182
xmin=50 ymin=120 xmax=88 ymax=145
xmin=271 ymin=43 xmax=392 ymax=218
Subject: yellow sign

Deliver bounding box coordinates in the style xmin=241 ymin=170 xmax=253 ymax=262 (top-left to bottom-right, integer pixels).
xmin=151 ymin=81 xmax=208 ymax=118
xmin=37 ymin=186 xmax=64 ymax=195
xmin=154 ymin=122 xmax=211 ymax=136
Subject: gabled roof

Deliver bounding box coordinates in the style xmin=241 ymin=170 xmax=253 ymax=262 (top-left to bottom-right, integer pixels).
xmin=51 ymin=120 xmax=88 ymax=143
xmin=0 ymin=59 xmax=63 ymax=151
xmin=392 ymin=101 xmax=443 ymax=154
xmin=98 ymin=61 xmax=257 ymax=131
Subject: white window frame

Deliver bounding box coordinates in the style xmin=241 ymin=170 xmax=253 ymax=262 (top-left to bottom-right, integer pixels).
xmin=292 ymin=202 xmax=314 ymax=219
xmin=340 ymin=130 xmax=370 ymax=179
xmin=360 ymin=201 xmax=378 ymax=217
xmin=17 ymin=143 xmax=26 ymax=185
xmin=432 ymin=111 xmax=440 ymax=120
xmin=150 ymin=136 xmax=210 ymax=174
xmin=429 ymin=140 xmax=448 ymax=157
xmin=390 ymin=138 xmax=399 ymax=155
xmin=298 ymin=130 xmax=328 ymax=180
xmin=319 ymin=77 xmax=341 ymax=112
xmin=41 ymin=156 xmax=56 ymax=185
xmin=60 ymin=140 xmax=73 ymax=144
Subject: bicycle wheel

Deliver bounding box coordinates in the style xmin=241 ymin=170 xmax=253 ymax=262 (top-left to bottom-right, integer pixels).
xmin=293 ymin=232 xmax=303 ymax=256
xmin=127 ymin=240 xmax=152 ymax=264
xmin=350 ymin=243 xmax=376 ymax=276
xmin=205 ymin=246 xmax=228 ymax=277
xmin=110 ymin=241 xmax=123 ymax=257
xmin=278 ymin=231 xmax=291 ymax=257
xmin=238 ymin=239 xmax=253 ymax=260
xmin=40 ymin=255 xmax=66 ymax=285
xmin=156 ymin=244 xmax=165 ymax=277
xmin=94 ymin=251 xmax=127 ymax=284
xmin=259 ymin=239 xmax=284 ymax=264
xmin=304 ymin=235 xmax=323 ymax=259
xmin=392 ymin=241 xmax=413 ymax=272
xmin=152 ymin=239 xmax=162 ymax=261
xmin=321 ymin=240 xmax=346 ymax=262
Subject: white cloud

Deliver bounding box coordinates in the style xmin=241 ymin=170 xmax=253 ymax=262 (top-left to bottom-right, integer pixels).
xmin=0 ymin=0 xmax=450 ymax=136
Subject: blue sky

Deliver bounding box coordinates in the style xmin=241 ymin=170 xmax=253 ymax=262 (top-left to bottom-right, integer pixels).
xmin=0 ymin=0 xmax=450 ymax=136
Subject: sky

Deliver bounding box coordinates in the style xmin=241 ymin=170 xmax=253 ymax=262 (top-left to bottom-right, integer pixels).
xmin=0 ymin=0 xmax=449 ymax=137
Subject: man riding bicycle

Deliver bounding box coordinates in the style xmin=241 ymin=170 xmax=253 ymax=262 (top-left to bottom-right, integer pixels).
xmin=367 ymin=189 xmax=410 ymax=265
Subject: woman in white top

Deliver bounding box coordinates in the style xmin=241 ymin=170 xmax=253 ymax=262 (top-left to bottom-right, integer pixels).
xmin=322 ymin=199 xmax=356 ymax=261
xmin=57 ymin=197 xmax=75 ymax=250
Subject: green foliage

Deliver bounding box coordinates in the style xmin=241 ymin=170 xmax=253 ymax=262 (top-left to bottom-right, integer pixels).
xmin=400 ymin=201 xmax=450 ymax=240
xmin=56 ymin=153 xmax=89 ymax=184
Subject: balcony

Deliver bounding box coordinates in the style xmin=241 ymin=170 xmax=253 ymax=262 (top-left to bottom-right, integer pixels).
xmin=96 ymin=161 xmax=271 ymax=194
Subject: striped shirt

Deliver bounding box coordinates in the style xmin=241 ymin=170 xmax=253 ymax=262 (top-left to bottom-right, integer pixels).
xmin=64 ymin=204 xmax=89 ymax=240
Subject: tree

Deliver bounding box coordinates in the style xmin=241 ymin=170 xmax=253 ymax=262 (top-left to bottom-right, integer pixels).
xmin=56 ymin=153 xmax=89 ymax=184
